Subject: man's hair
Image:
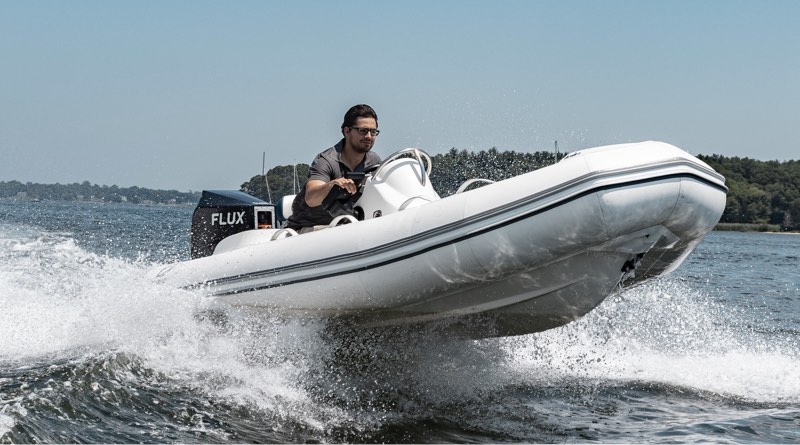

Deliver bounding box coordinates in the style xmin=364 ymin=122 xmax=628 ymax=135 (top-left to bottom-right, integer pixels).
xmin=341 ymin=104 xmax=378 ymax=132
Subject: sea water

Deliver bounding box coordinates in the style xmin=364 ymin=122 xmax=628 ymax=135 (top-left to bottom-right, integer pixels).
xmin=0 ymin=199 xmax=798 ymax=443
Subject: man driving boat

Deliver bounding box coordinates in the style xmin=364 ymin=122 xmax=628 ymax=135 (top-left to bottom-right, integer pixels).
xmin=285 ymin=104 xmax=382 ymax=233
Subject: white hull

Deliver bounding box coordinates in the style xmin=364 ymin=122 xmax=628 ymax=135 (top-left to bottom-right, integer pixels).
xmin=153 ymin=141 xmax=727 ymax=337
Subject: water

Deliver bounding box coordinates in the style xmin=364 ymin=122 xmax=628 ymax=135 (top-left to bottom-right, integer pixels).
xmin=1 ymin=199 xmax=798 ymax=443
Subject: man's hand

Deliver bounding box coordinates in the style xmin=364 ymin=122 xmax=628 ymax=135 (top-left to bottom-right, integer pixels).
xmin=304 ymin=178 xmax=356 ymax=207
xmin=329 ymin=177 xmax=358 ymax=194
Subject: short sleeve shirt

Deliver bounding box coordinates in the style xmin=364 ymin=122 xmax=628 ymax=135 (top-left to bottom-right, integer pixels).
xmin=286 ymin=139 xmax=381 ymax=229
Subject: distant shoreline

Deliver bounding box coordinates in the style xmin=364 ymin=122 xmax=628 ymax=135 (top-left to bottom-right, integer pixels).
xmin=0 ymin=197 xmax=195 ymax=207
xmin=0 ymin=180 xmax=200 ymax=206
xmin=715 ymin=223 xmax=800 ymax=234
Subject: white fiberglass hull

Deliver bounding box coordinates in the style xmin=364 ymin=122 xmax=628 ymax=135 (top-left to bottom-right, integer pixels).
xmin=152 ymin=141 xmax=727 ymax=337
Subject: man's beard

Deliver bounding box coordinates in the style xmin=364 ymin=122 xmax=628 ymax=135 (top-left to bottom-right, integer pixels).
xmin=351 ymin=141 xmax=373 ymax=154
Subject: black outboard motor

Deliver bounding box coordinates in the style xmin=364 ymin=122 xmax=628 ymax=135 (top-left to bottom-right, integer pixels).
xmin=191 ymin=190 xmax=276 ymax=259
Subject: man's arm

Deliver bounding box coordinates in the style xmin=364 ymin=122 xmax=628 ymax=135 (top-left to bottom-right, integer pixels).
xmin=304 ymin=178 xmax=358 ymax=207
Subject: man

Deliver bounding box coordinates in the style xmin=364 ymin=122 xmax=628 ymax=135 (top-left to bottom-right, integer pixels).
xmin=285 ymin=104 xmax=382 ymax=232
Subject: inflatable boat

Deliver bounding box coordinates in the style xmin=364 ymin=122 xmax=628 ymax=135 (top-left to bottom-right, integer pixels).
xmin=152 ymin=141 xmax=727 ymax=337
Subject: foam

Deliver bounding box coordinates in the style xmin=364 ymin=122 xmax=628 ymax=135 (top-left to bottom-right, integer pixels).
xmin=0 ymin=226 xmax=202 ymax=360
xmin=502 ymin=279 xmax=800 ymax=403
xmin=0 ymin=413 xmax=14 ymax=439
xmin=2 ymin=222 xmax=797 ymax=423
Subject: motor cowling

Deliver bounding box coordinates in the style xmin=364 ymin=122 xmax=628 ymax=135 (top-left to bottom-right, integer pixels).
xmin=191 ymin=190 xmax=276 ymax=259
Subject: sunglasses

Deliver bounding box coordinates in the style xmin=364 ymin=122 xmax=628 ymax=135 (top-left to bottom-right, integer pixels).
xmin=350 ymin=127 xmax=380 ymax=136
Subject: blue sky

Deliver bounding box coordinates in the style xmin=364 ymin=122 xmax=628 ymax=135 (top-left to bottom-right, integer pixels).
xmin=2 ymin=1 xmax=798 ymax=192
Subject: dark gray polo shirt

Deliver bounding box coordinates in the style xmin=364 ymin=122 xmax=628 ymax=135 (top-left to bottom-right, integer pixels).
xmin=286 ymin=139 xmax=381 ymax=229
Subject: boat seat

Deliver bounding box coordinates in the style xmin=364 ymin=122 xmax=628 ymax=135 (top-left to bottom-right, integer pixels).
xmin=278 ymin=195 xmax=296 ymax=222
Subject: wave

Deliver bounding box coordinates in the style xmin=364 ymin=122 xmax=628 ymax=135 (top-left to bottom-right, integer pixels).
xmin=1 ymin=222 xmax=798 ymax=442
xmin=503 ymin=278 xmax=800 ymax=404
xmin=0 ymin=224 xmax=202 ymax=360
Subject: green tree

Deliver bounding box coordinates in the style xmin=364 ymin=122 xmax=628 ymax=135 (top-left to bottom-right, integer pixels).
xmin=699 ymin=154 xmax=800 ymax=230
xmin=241 ymin=164 xmax=310 ymax=202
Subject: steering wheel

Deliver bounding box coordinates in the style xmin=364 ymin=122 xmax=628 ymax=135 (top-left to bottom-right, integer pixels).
xmin=371 ymin=148 xmax=433 ymax=186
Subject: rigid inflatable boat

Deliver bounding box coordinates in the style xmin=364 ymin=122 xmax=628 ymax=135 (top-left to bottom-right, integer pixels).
xmin=152 ymin=141 xmax=727 ymax=337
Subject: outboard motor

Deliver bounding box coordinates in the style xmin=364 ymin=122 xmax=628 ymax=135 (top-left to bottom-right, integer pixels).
xmin=191 ymin=190 xmax=276 ymax=259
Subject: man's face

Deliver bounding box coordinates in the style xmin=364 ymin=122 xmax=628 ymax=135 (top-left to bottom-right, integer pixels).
xmin=345 ymin=117 xmax=378 ymax=154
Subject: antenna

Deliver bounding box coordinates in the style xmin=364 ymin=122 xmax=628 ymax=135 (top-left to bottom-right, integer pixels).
xmin=554 ymin=140 xmax=559 ymax=164
xmin=293 ymin=164 xmax=298 ymax=195
xmin=262 ymin=151 xmax=272 ymax=203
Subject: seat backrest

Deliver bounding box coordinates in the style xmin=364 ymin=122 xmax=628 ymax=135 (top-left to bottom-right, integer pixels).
xmin=277 ymin=194 xmax=296 ymax=223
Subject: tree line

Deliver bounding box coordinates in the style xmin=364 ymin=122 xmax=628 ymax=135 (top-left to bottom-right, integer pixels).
xmin=239 ymin=148 xmax=562 ymax=200
xmin=241 ymin=148 xmax=799 ymax=231
xmin=697 ymin=154 xmax=800 ymax=230
xmin=5 ymin=149 xmax=797 ymax=231
xmin=0 ymin=180 xmax=199 ymax=205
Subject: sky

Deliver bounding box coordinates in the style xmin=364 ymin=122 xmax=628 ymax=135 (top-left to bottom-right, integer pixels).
xmin=1 ymin=1 xmax=798 ymax=192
